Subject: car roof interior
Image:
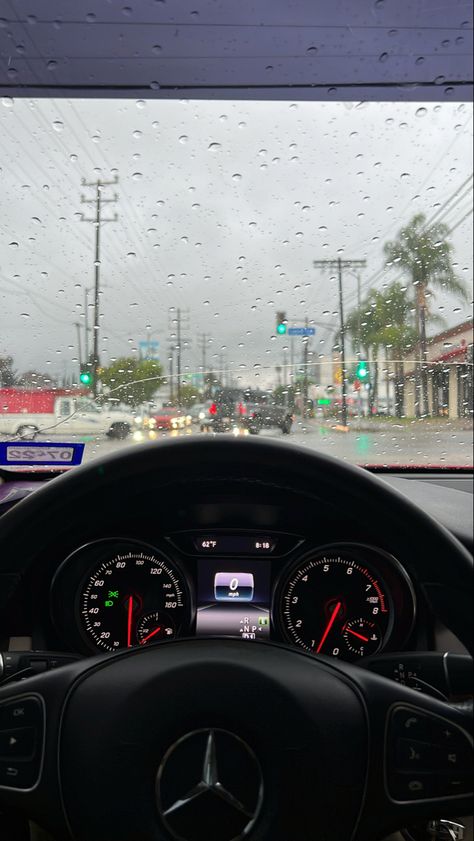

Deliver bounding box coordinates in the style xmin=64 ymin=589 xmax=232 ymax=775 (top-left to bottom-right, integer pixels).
xmin=0 ymin=0 xmax=472 ymax=103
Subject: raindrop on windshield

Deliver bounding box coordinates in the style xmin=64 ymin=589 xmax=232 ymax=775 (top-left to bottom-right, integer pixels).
xmin=132 ymin=172 xmax=143 ymax=180
xmin=208 ymin=142 xmax=221 ymax=151
xmin=2 ymin=97 xmax=14 ymax=108
xmin=52 ymin=120 xmax=64 ymax=132
xmin=20 ymin=313 xmax=31 ymax=319
xmin=179 ymin=135 xmax=188 ymax=143
xmin=47 ymin=60 xmax=58 ymax=71
xmin=9 ymin=241 xmax=19 ymax=248
xmin=132 ymin=130 xmax=142 ymax=139
xmin=306 ymin=46 xmax=318 ymax=54
xmin=136 ymin=100 xmax=146 ymax=109
xmin=86 ymin=12 xmax=96 ymax=23
xmin=416 ymin=106 xmax=427 ymax=117
xmin=232 ymin=173 xmax=242 ymax=181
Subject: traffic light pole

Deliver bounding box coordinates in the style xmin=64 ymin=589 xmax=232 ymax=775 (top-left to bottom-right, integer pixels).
xmin=314 ymin=257 xmax=366 ymax=428
xmin=80 ymin=177 xmax=119 ymax=396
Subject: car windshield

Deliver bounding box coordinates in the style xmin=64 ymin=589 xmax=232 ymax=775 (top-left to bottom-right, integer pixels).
xmin=0 ymin=97 xmax=472 ymax=468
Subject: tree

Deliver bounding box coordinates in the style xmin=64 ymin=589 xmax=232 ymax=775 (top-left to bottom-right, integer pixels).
xmin=99 ymin=358 xmax=163 ymax=407
xmin=19 ymin=370 xmax=57 ymax=389
xmin=384 ymin=213 xmax=467 ymax=415
xmin=0 ymin=356 xmax=17 ymax=387
xmin=177 ymin=384 xmax=200 ymax=408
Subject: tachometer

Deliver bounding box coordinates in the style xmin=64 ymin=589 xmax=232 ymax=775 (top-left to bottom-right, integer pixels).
xmin=277 ymin=544 xmax=406 ymax=662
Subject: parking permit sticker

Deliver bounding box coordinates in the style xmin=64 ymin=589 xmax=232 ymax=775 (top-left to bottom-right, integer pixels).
xmin=0 ymin=442 xmax=85 ymax=466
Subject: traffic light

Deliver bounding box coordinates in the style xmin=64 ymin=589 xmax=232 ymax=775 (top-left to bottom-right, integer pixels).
xmin=79 ymin=369 xmax=93 ymax=387
xmin=356 ymin=360 xmax=369 ymax=380
xmin=276 ymin=311 xmax=287 ymax=335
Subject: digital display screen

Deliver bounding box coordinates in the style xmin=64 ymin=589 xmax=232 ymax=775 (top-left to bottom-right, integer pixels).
xmin=196 ymin=559 xmax=271 ymax=641
xmin=194 ymin=535 xmax=275 ymax=554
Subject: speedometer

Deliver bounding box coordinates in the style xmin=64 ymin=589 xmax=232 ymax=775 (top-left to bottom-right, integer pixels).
xmin=276 ymin=543 xmax=415 ymax=662
xmin=53 ymin=539 xmax=191 ymax=653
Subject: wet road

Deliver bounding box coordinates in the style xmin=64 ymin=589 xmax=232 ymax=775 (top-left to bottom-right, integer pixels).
xmin=67 ymin=420 xmax=473 ymax=468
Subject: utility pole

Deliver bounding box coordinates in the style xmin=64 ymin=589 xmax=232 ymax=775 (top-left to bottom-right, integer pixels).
xmin=75 ymin=323 xmax=83 ymax=380
xmin=80 ymin=176 xmax=119 ymax=396
xmin=314 ymin=258 xmax=366 ymax=428
xmin=168 ymin=345 xmax=175 ymax=403
xmin=302 ymin=317 xmax=309 ymax=419
xmin=168 ymin=308 xmax=190 ymax=405
xmin=198 ymin=332 xmax=210 ymax=397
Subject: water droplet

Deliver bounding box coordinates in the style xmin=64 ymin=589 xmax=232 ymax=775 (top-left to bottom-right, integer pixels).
xmin=203 ymin=300 xmax=210 ymax=306
xmin=132 ymin=129 xmax=142 ymax=139
xmin=289 ymin=103 xmax=298 ymax=109
xmin=219 ymin=114 xmax=228 ymax=121
xmin=136 ymin=99 xmax=146 ymax=108
xmin=379 ymin=52 xmax=389 ymax=63
xmin=178 ymin=134 xmax=188 ymax=144
xmin=31 ymin=216 xmax=41 ymax=224
xmin=9 ymin=241 xmax=19 ymax=248
xmin=20 ymin=312 xmax=30 ymax=319
xmin=2 ymin=96 xmax=14 ymax=108
xmin=248 ymin=221 xmax=257 ymax=228
xmin=191 ymin=202 xmax=200 ymax=209
xmin=47 ymin=60 xmax=58 ymax=71
xmin=123 ymin=6 xmax=132 ymax=16
xmin=126 ymin=251 xmax=137 ymax=259
xmin=290 ymin=156 xmax=299 ymax=162
xmin=52 ymin=120 xmax=64 ymax=132
xmin=400 ymin=172 xmax=410 ymax=180
xmin=444 ymin=86 xmax=454 ymax=96
xmin=7 ymin=68 xmax=19 ymax=81
xmin=434 ymin=75 xmax=445 ymax=85
xmin=152 ymin=120 xmax=159 ymax=129
xmin=306 ymin=45 xmax=318 ymax=54
xmin=260 ymin=163 xmax=268 ymax=170
xmin=208 ymin=142 xmax=221 ymax=151
xmin=132 ymin=172 xmax=142 ymax=180
xmin=150 ymin=81 xmax=160 ymax=90
xmin=26 ymin=14 xmax=37 ymax=24
xmin=238 ymin=121 xmax=246 ymax=129
xmin=415 ymin=106 xmax=427 ymax=118
xmin=415 ymin=56 xmax=425 ymax=65
xmin=265 ymin=65 xmax=273 ymax=72
xmin=319 ymin=225 xmax=327 ymax=232
xmin=152 ymin=44 xmax=162 ymax=54
xmin=86 ymin=12 xmax=96 ymax=22
xmin=232 ymin=173 xmax=242 ymax=181
xmin=91 ymin=134 xmax=100 ymax=143
xmin=441 ymin=39 xmax=450 ymax=48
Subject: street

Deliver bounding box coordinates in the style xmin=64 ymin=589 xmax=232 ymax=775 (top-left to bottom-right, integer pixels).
xmin=49 ymin=421 xmax=473 ymax=468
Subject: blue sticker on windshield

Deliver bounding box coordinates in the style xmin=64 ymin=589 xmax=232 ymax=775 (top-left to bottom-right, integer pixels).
xmin=0 ymin=442 xmax=85 ymax=466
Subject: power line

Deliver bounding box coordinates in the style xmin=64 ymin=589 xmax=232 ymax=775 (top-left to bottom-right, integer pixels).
xmin=425 ymin=174 xmax=473 ymax=227
xmin=449 ymin=207 xmax=474 ymax=234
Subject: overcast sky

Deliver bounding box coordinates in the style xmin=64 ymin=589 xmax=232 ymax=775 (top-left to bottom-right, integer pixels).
xmin=0 ymin=96 xmax=472 ymax=387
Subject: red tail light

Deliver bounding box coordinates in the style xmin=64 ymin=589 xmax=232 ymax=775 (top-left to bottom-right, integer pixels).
xmin=237 ymin=402 xmax=247 ymax=416
xmin=209 ymin=403 xmax=217 ymax=415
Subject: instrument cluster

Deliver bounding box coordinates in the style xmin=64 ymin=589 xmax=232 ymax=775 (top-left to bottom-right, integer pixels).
xmin=50 ymin=531 xmax=417 ymax=663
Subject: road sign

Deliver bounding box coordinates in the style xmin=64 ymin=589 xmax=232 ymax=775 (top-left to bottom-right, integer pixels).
xmin=288 ymin=327 xmax=316 ymax=336
xmin=139 ymin=340 xmax=160 ymax=360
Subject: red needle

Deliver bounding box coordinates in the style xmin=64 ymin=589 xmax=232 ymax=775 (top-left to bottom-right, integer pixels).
xmin=316 ymin=601 xmax=342 ymax=654
xmin=346 ymin=628 xmax=369 ymax=642
xmin=126 ymin=596 xmax=134 ymax=648
xmin=139 ymin=626 xmax=162 ymax=645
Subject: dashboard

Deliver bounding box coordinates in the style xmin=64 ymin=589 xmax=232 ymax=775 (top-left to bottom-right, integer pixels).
xmin=49 ymin=530 xmax=416 ymax=663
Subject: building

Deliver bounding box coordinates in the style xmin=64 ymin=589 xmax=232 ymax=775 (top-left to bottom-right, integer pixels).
xmin=402 ymin=318 xmax=473 ymax=419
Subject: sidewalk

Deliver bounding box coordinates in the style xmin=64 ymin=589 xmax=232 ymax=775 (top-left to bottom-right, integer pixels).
xmin=301 ymin=416 xmax=474 ymax=433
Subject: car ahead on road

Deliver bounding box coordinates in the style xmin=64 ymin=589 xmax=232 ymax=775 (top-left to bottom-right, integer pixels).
xmin=145 ymin=407 xmax=191 ymax=431
xmin=200 ymin=389 xmax=292 ymax=434
xmin=189 ymin=402 xmax=212 ymax=424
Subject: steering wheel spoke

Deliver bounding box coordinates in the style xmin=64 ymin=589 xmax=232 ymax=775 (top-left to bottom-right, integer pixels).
xmin=353 ymin=665 xmax=473 ymax=840
xmin=0 ymin=661 xmax=85 ymax=839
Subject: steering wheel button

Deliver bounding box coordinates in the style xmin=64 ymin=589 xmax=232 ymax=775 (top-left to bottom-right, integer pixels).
xmin=0 ymin=697 xmax=42 ymax=730
xmin=388 ymin=772 xmax=438 ymax=801
xmin=395 ymin=738 xmax=434 ymax=770
xmin=391 ymin=709 xmax=436 ymax=741
xmin=0 ymin=727 xmax=36 ymax=760
xmin=0 ymin=760 xmax=37 ymax=789
xmin=438 ymin=773 xmax=473 ymax=796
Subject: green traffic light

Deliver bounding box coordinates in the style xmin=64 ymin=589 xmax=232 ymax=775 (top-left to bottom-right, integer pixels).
xmin=79 ymin=371 xmax=92 ymax=385
xmin=356 ymin=361 xmax=369 ymax=379
xmin=276 ymin=323 xmax=287 ymax=335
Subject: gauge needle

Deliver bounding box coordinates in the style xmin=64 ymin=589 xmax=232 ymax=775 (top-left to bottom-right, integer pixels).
xmin=139 ymin=626 xmax=162 ymax=646
xmin=346 ymin=628 xmax=369 ymax=642
xmin=315 ymin=601 xmax=342 ymax=654
xmin=126 ymin=596 xmax=134 ymax=648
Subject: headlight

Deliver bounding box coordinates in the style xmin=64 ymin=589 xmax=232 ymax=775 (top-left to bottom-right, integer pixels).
xmin=134 ymin=417 xmax=142 ymax=425
xmin=198 ymin=411 xmax=205 ymax=420
xmin=148 ymin=418 xmax=156 ymax=428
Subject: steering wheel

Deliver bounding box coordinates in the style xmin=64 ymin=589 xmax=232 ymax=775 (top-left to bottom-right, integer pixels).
xmin=0 ymin=438 xmax=472 ymax=841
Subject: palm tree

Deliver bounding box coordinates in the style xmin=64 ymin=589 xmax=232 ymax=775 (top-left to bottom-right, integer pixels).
xmin=384 ymin=213 xmax=467 ymax=416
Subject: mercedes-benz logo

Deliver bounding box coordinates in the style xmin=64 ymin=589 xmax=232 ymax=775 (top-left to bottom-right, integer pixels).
xmin=156 ymin=728 xmax=263 ymax=841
